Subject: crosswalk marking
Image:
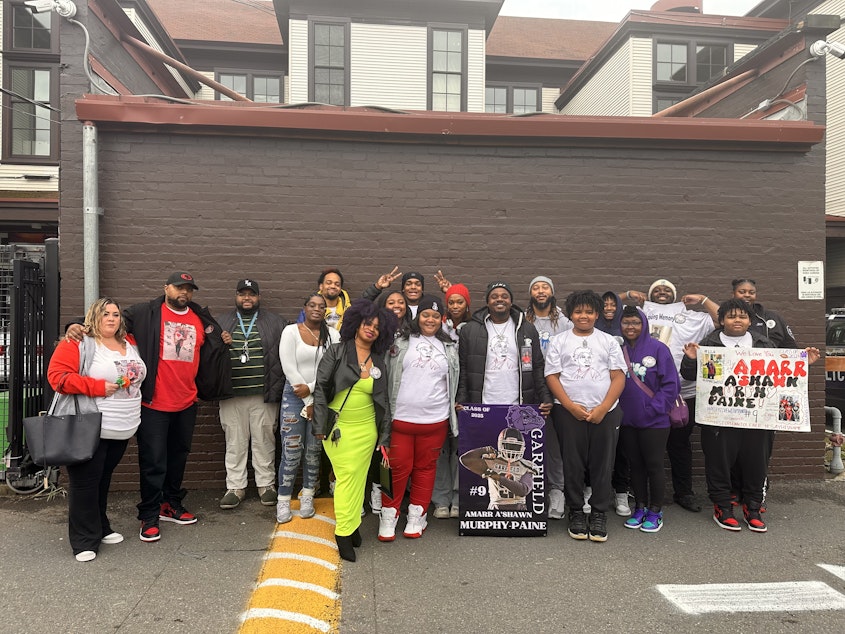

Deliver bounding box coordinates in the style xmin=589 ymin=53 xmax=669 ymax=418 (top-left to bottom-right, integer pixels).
xmin=239 ymin=608 xmax=332 ymax=633
xmin=657 ymin=581 xmax=845 ymax=615
xmin=265 ymin=552 xmax=338 ymax=570
xmin=819 ymin=564 xmax=845 ymax=582
xmin=257 ymin=578 xmax=340 ymax=600
xmin=273 ymin=530 xmax=338 ymax=549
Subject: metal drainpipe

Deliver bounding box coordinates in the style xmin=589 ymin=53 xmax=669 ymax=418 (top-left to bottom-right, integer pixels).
xmin=83 ymin=121 xmax=99 ymax=307
xmin=824 ymin=406 xmax=844 ymax=474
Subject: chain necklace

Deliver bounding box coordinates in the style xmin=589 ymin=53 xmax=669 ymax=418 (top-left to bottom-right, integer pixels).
xmin=490 ymin=320 xmax=509 ymax=342
xmin=300 ymin=322 xmax=320 ymax=344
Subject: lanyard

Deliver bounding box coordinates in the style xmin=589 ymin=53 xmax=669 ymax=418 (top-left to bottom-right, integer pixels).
xmin=237 ymin=312 xmax=258 ymax=341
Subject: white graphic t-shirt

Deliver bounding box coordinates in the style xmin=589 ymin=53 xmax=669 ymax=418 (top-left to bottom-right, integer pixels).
xmin=394 ymin=335 xmax=450 ymax=423
xmin=531 ymin=307 xmax=573 ymax=354
xmin=483 ymin=318 xmax=519 ymax=405
xmin=544 ymin=329 xmax=626 ymax=410
xmin=642 ymin=301 xmax=714 ymax=399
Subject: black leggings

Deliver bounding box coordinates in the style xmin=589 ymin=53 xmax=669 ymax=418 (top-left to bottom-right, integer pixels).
xmin=619 ymin=426 xmax=670 ymax=511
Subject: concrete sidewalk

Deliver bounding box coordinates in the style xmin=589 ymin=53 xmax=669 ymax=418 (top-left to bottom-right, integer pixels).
xmin=2 ymin=479 xmax=844 ymax=634
xmin=0 ymin=488 xmax=276 ymax=633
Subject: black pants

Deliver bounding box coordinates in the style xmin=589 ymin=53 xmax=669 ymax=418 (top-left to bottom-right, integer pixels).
xmin=553 ymin=404 xmax=621 ymax=514
xmin=611 ymin=439 xmax=630 ymax=494
xmin=619 ymin=426 xmax=670 ymax=510
xmin=667 ymin=397 xmax=697 ymax=498
xmin=700 ymin=425 xmax=768 ymax=509
xmin=136 ymin=404 xmax=197 ymax=521
xmin=66 ymin=437 xmax=129 ymax=554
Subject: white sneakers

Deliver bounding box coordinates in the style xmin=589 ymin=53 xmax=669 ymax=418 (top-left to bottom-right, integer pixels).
xmin=276 ymin=498 xmax=292 ymax=523
xmin=75 ymin=550 xmax=96 ymax=562
xmin=101 ymin=532 xmax=124 ymax=544
xmin=433 ymin=506 xmax=450 ymax=519
xmin=378 ymin=506 xmax=398 ymax=541
xmin=299 ymin=492 xmax=315 ymax=519
xmin=370 ymin=483 xmax=383 ymax=513
xmin=548 ymin=489 xmax=565 ymax=520
xmin=403 ymin=504 xmax=427 ymax=539
xmin=582 ymin=487 xmax=593 ymax=514
xmin=615 ymin=492 xmax=632 ymax=517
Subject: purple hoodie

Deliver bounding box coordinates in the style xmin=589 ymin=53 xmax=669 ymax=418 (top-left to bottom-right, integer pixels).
xmin=618 ymin=308 xmax=681 ymax=429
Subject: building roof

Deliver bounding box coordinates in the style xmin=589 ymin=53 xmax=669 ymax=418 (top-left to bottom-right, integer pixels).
xmin=146 ymin=0 xmax=282 ymax=45
xmin=486 ymin=16 xmax=617 ymax=61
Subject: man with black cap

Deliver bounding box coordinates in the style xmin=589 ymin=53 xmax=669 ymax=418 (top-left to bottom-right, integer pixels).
xmin=217 ymin=279 xmax=287 ymax=509
xmin=363 ymin=267 xmax=426 ymax=318
xmin=124 ymin=272 xmax=231 ymax=542
xmin=456 ymin=281 xmax=552 ymax=413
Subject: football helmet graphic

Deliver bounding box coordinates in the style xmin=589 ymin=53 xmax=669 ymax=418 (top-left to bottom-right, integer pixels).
xmin=498 ymin=428 xmax=525 ymax=462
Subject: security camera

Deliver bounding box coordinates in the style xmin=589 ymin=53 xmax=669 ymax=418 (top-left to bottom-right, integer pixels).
xmin=24 ymin=0 xmax=54 ymax=12
xmin=810 ymin=39 xmax=845 ymax=59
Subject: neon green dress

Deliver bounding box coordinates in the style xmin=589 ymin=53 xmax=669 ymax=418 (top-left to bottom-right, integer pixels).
xmin=324 ymin=377 xmax=376 ymax=537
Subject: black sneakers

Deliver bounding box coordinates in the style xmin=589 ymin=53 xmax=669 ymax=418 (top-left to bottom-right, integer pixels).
xmin=568 ymin=510 xmax=588 ymax=540
xmin=588 ymin=511 xmax=608 ymax=542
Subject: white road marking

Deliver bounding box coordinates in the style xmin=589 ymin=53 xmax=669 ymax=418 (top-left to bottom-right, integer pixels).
xmin=266 ymin=552 xmax=338 ymax=570
xmin=257 ymin=578 xmax=340 ymax=600
xmin=273 ymin=530 xmax=338 ymax=549
xmin=312 ymin=513 xmax=337 ymax=526
xmin=239 ymin=608 xmax=331 ymax=632
xmin=657 ymin=581 xmax=845 ymax=615
xmin=819 ymin=564 xmax=845 ymax=582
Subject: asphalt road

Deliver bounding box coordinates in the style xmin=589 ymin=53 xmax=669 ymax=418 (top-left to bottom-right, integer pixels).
xmin=1 ymin=478 xmax=843 ymax=634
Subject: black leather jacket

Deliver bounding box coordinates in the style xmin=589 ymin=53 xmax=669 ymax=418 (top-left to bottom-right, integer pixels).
xmin=312 ymin=340 xmax=391 ymax=446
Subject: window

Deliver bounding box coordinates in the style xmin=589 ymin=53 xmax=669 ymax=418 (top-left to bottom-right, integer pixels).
xmin=216 ymin=71 xmax=282 ymax=103
xmin=5 ymin=65 xmax=57 ymax=159
xmin=655 ymin=41 xmax=729 ymax=86
xmin=8 ymin=2 xmax=56 ymax=52
xmin=653 ymin=95 xmax=684 ymax=114
xmin=430 ymin=28 xmax=465 ymax=112
xmin=2 ymin=2 xmax=61 ymax=161
xmin=485 ymin=84 xmax=541 ymax=114
xmin=312 ymin=22 xmax=348 ymax=106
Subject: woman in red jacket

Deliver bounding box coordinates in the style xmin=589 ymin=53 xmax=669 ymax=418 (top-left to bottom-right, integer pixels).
xmin=47 ymin=298 xmax=147 ymax=561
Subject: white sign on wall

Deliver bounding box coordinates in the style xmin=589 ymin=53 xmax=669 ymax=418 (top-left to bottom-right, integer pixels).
xmin=798 ymin=261 xmax=824 ymax=300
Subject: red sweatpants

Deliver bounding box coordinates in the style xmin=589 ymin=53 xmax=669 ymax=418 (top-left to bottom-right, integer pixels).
xmin=383 ymin=418 xmax=448 ymax=511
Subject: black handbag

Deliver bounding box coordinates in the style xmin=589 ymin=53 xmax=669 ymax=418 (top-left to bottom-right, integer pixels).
xmin=23 ymin=392 xmax=102 ymax=467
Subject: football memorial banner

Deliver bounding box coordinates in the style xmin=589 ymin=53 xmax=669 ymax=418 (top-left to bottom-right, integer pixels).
xmin=457 ymin=404 xmax=546 ymax=537
xmin=694 ymin=346 xmax=811 ymax=432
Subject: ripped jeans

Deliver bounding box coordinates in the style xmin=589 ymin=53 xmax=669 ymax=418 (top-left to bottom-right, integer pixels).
xmin=277 ymin=381 xmax=321 ymax=498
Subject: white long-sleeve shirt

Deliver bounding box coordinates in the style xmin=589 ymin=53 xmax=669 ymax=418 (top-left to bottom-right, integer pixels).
xmin=279 ymin=324 xmax=340 ymax=405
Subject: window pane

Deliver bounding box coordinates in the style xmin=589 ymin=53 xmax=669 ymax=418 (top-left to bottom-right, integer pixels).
xmin=329 ymin=25 xmax=344 ymax=46
xmin=433 ymin=51 xmax=447 ymax=72
xmin=329 ymin=46 xmax=344 ymax=67
xmin=433 ymin=30 xmax=447 ymax=50
xmin=656 ymin=43 xmax=687 ymax=83
xmin=254 ymin=77 xmax=280 ymax=103
xmin=485 ymin=86 xmax=507 ymax=113
xmin=315 ymin=45 xmax=330 ymax=66
xmin=448 ymin=31 xmax=462 ymax=52
xmin=315 ymin=24 xmax=330 ymax=45
xmin=656 ymin=43 xmax=671 ymax=63
xmin=315 ymin=84 xmax=330 ymax=103
xmin=447 ymin=51 xmax=461 ymax=73
xmin=696 ymin=44 xmax=728 ymax=84
xmin=432 ymin=94 xmax=447 ymax=111
xmin=446 ymin=94 xmax=460 ymax=111
xmin=12 ymin=6 xmax=52 ymax=50
xmin=329 ymin=84 xmax=344 ymax=105
xmin=433 ymin=73 xmax=447 ymax=93
xmin=446 ymin=74 xmax=460 ymax=93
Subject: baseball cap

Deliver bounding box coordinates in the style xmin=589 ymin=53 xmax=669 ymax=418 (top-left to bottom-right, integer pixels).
xmin=166 ymin=272 xmax=198 ymax=290
xmin=236 ymin=279 xmax=260 ymax=294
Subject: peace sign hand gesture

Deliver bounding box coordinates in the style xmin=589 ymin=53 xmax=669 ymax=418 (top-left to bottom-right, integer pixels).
xmin=375 ymin=266 xmax=402 ymax=290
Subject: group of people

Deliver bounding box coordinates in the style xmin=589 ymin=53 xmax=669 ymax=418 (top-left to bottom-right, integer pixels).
xmin=48 ymin=267 xmax=823 ymax=563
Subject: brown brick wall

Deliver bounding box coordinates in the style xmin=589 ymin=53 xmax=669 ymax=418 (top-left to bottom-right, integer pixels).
xmin=58 ymin=130 xmax=827 ymax=489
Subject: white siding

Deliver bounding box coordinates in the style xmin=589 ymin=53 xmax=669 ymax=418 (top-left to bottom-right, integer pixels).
xmin=813 ymin=1 xmax=845 ymax=215
xmin=629 ymin=37 xmax=653 ymax=116
xmin=562 ymin=38 xmax=633 ymax=116
xmin=349 ymin=24 xmax=427 ymax=109
xmin=122 ymin=7 xmax=194 ymax=97
xmin=197 ymin=72 xmax=216 ymax=101
xmin=541 ymin=87 xmax=559 ymax=113
xmin=734 ymin=43 xmax=757 ymax=62
xmin=467 ymin=28 xmax=485 ymax=113
xmin=0 ymin=165 xmax=59 ymax=192
xmin=288 ymin=19 xmax=309 ymax=104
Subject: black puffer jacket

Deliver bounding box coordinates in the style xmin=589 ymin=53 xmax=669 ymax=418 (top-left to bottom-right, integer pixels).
xmin=312 ymin=340 xmax=391 ymax=447
xmin=124 ymin=296 xmax=233 ymax=404
xmin=217 ymin=308 xmax=287 ymax=403
xmin=457 ymin=305 xmax=551 ymax=405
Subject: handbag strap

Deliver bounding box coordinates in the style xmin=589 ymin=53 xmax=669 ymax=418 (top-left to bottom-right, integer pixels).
xmin=623 ymin=346 xmax=655 ymax=399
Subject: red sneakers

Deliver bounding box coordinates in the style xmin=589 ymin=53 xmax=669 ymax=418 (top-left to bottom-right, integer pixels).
xmin=159 ymin=502 xmax=198 ymax=525
xmin=713 ymin=505 xmax=741 ymax=531
xmin=743 ymin=504 xmax=768 ymax=533
xmin=139 ymin=519 xmax=161 ymax=542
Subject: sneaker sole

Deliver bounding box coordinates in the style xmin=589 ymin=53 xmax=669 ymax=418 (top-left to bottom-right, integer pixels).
xmin=377 ymin=534 xmax=395 ymax=542
xmin=624 ymin=522 xmax=643 ymax=529
xmin=568 ymin=530 xmax=589 ymax=540
xmin=159 ymin=516 xmax=197 ymax=525
xmin=548 ymin=511 xmax=564 ymax=520
xmin=299 ymin=510 xmax=316 ymax=519
xmin=139 ymin=532 xmax=161 ymax=542
xmin=713 ymin=515 xmax=741 ymax=531
xmin=260 ymin=499 xmax=276 ymax=507
xmin=640 ymin=523 xmax=662 ymax=533
xmin=449 ymin=509 xmax=459 ymax=519
xmin=277 ymin=515 xmax=292 ymax=524
xmin=615 ymin=508 xmax=632 ymax=517
xmin=745 ymin=519 xmax=767 ymax=533
xmin=588 ymin=533 xmax=608 ymax=542
xmin=101 ymin=533 xmax=124 ymax=544
xmin=219 ymin=502 xmax=240 ymax=509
